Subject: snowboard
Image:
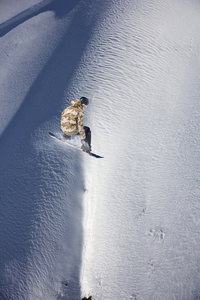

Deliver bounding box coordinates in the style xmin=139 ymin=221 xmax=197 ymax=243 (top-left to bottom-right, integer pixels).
xmin=49 ymin=132 xmax=103 ymax=158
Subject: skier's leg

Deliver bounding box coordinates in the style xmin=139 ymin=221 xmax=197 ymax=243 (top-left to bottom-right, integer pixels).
xmin=84 ymin=126 xmax=91 ymax=148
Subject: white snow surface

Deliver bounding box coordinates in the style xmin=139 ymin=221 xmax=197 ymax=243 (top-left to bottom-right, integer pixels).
xmin=0 ymin=0 xmax=200 ymax=300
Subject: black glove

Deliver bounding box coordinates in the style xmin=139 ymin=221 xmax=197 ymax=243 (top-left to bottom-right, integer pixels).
xmin=81 ymin=139 xmax=90 ymax=153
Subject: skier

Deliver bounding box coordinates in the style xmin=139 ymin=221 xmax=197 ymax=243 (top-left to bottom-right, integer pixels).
xmin=61 ymin=97 xmax=91 ymax=153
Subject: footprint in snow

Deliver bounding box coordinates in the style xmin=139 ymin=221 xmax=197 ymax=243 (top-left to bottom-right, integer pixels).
xmin=149 ymin=228 xmax=165 ymax=240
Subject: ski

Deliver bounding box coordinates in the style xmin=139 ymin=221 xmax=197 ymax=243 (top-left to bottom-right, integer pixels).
xmin=49 ymin=132 xmax=103 ymax=158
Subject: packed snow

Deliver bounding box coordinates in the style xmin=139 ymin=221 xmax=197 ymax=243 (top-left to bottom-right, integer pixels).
xmin=0 ymin=0 xmax=200 ymax=300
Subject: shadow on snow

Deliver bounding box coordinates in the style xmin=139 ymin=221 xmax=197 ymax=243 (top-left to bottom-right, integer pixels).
xmin=0 ymin=0 xmax=81 ymax=37
xmin=0 ymin=1 xmax=94 ymax=299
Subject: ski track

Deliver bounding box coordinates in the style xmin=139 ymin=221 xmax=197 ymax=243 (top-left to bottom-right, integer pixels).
xmin=0 ymin=0 xmax=200 ymax=299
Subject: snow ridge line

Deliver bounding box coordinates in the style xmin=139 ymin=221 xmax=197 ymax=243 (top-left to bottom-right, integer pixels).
xmin=0 ymin=0 xmax=53 ymax=30
xmin=81 ymin=168 xmax=99 ymax=299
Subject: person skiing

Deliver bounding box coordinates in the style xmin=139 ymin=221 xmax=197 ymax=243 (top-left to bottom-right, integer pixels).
xmin=61 ymin=97 xmax=91 ymax=153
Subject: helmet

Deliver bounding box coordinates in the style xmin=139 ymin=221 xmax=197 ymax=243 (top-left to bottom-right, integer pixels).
xmin=80 ymin=97 xmax=89 ymax=106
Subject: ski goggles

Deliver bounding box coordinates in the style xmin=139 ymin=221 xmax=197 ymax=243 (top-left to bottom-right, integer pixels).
xmin=82 ymin=104 xmax=87 ymax=109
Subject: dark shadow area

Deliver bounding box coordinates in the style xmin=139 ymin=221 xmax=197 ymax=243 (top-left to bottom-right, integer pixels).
xmin=0 ymin=0 xmax=89 ymax=151
xmin=0 ymin=0 xmax=81 ymax=37
xmin=0 ymin=1 xmax=97 ymax=299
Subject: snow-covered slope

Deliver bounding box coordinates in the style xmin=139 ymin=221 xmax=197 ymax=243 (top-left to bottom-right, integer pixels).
xmin=0 ymin=0 xmax=200 ymax=300
xmin=0 ymin=1 xmax=92 ymax=299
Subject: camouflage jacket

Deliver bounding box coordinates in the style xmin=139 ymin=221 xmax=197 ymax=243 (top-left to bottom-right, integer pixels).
xmin=61 ymin=99 xmax=86 ymax=139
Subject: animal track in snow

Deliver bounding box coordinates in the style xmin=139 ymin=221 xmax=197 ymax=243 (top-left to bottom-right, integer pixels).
xmin=148 ymin=259 xmax=156 ymax=278
xmin=149 ymin=228 xmax=165 ymax=240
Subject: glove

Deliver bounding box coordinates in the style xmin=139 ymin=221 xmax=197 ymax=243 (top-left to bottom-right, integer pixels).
xmin=81 ymin=139 xmax=90 ymax=153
